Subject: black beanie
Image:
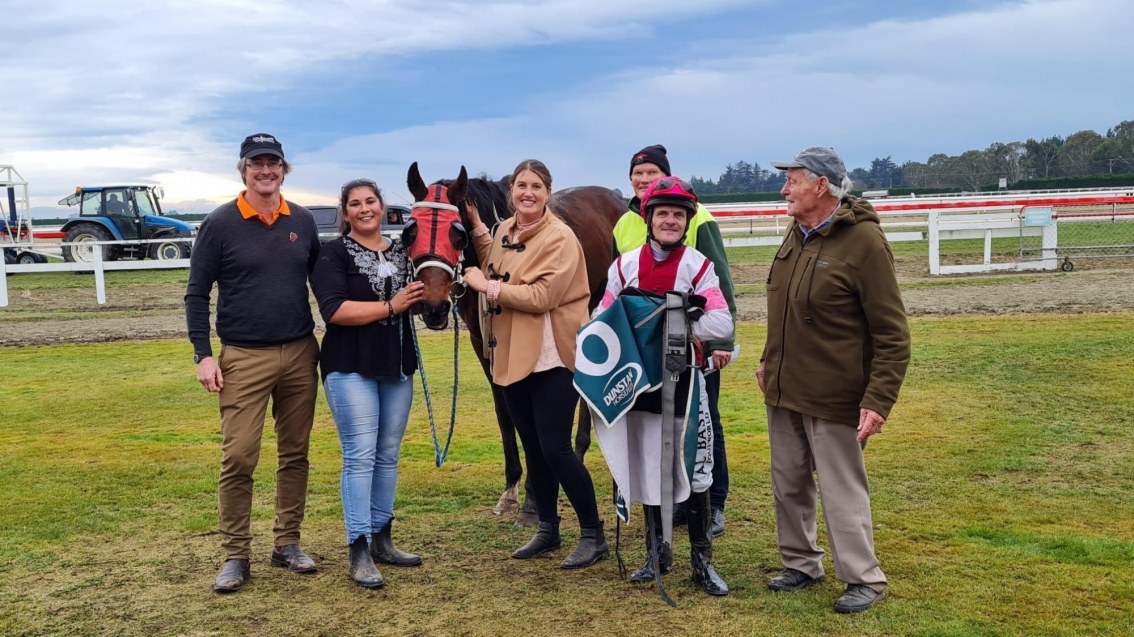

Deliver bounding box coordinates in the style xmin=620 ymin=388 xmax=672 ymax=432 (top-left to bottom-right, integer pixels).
xmin=629 ymin=144 xmax=671 ymax=176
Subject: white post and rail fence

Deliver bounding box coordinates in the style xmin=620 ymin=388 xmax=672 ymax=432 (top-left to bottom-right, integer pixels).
xmin=4 ymin=188 xmax=1133 ymax=306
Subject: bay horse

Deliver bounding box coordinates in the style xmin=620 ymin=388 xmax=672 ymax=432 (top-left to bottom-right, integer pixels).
xmin=403 ymin=162 xmax=625 ymax=524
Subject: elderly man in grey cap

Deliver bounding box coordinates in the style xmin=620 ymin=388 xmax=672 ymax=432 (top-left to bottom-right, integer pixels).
xmin=756 ymin=146 xmax=910 ymax=613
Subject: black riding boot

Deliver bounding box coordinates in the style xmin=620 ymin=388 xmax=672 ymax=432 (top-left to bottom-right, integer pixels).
xmin=512 ymin=517 xmax=561 ymax=559
xmin=349 ymin=536 xmax=385 ymax=589
xmin=629 ymin=505 xmax=672 ymax=583
xmin=371 ymin=519 xmax=422 ymax=567
xmin=688 ymin=490 xmax=729 ymax=596
xmin=561 ymin=522 xmax=609 ymax=569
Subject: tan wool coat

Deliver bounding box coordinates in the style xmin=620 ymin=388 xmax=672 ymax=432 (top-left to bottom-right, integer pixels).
xmin=472 ymin=208 xmax=590 ymax=386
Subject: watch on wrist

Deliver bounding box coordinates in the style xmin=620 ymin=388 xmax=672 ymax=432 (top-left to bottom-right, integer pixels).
xmin=193 ymin=352 xmax=208 ymax=364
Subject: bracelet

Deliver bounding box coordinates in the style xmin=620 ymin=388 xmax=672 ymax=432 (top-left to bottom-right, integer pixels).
xmin=386 ymin=300 xmax=396 ymax=317
xmin=487 ymin=279 xmax=501 ymax=303
xmin=471 ymin=224 xmax=490 ymax=238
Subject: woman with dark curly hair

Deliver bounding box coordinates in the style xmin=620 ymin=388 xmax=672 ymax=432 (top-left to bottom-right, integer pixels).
xmin=311 ymin=178 xmax=425 ymax=588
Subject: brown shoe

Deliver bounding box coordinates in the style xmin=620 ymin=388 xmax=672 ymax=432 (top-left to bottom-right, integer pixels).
xmin=270 ymin=544 xmax=317 ymax=574
xmin=835 ymin=584 xmax=886 ymax=613
xmin=213 ymin=559 xmax=250 ymax=593
xmin=768 ymin=568 xmax=823 ymax=592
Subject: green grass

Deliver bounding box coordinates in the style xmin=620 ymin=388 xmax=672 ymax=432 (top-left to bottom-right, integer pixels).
xmin=2 ymin=314 xmax=1133 ymax=636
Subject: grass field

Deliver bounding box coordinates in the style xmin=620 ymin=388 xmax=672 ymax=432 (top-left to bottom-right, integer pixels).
xmin=2 ymin=314 xmax=1133 ymax=636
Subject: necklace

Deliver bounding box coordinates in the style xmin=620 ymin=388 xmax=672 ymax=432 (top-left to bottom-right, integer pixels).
xmin=511 ymin=211 xmax=543 ymax=242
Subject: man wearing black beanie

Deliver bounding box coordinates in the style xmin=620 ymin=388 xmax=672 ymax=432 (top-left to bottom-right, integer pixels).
xmin=629 ymin=144 xmax=672 ymax=179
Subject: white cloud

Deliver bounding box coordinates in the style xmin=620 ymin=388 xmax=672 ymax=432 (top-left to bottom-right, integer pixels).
xmin=4 ymin=0 xmax=1131 ymax=210
xmin=4 ymin=0 xmax=750 ymax=206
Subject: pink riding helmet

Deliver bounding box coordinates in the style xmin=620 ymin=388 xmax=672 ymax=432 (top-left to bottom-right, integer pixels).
xmin=640 ymin=176 xmax=698 ymax=247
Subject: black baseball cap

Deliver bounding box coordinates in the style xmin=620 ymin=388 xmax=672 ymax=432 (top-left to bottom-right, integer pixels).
xmin=240 ymin=133 xmax=284 ymax=160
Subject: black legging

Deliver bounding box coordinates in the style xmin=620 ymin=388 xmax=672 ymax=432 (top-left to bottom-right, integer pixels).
xmin=501 ymin=366 xmax=601 ymax=529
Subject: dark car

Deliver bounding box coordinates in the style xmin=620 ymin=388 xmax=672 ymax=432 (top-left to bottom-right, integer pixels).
xmin=308 ymin=204 xmax=410 ymax=243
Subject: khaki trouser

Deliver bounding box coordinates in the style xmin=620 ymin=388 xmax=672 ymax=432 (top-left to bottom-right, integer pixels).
xmin=767 ymin=405 xmax=887 ymax=592
xmin=217 ymin=335 xmax=319 ymax=559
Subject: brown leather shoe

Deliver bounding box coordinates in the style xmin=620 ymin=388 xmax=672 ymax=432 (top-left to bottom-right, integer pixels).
xmin=270 ymin=544 xmax=317 ymax=574
xmin=768 ymin=568 xmax=823 ymax=592
xmin=213 ymin=559 xmax=250 ymax=593
xmin=835 ymin=584 xmax=886 ymax=613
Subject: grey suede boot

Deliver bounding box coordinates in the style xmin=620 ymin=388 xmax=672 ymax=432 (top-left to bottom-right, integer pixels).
xmin=349 ymin=536 xmax=385 ymax=589
xmin=371 ymin=519 xmax=422 ymax=566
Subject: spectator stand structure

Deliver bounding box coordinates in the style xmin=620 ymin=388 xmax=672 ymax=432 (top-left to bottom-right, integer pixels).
xmin=1 ymin=165 xmax=48 ymax=266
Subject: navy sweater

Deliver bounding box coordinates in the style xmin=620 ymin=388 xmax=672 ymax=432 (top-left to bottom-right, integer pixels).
xmin=185 ymin=199 xmax=320 ymax=357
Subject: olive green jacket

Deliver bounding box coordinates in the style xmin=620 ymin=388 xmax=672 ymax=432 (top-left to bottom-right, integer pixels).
xmin=761 ymin=195 xmax=910 ymax=423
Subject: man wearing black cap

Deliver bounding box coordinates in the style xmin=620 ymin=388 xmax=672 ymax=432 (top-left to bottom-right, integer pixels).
xmin=613 ymin=144 xmax=737 ymax=545
xmin=757 ymin=146 xmax=910 ymax=613
xmin=185 ymin=133 xmax=322 ymax=593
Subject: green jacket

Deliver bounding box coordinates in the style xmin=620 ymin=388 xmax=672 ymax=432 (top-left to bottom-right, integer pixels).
xmin=612 ymin=199 xmax=737 ymax=351
xmin=761 ymin=195 xmax=910 ymax=424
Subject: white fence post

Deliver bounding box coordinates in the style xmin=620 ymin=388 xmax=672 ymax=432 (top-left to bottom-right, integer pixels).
xmin=93 ymin=245 xmax=107 ymax=305
xmin=0 ymin=253 xmax=8 ymax=307
xmin=1042 ymin=222 xmax=1058 ymax=269
xmin=928 ymin=210 xmax=941 ymax=275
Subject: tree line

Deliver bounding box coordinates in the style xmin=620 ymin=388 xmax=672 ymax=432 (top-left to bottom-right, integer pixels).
xmin=692 ymin=119 xmax=1134 ymax=195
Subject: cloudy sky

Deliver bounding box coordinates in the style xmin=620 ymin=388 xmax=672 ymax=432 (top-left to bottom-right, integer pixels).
xmin=4 ymin=0 xmax=1131 ymax=213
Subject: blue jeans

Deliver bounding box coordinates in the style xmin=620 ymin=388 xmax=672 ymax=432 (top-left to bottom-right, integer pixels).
xmin=324 ymin=372 xmax=413 ymax=545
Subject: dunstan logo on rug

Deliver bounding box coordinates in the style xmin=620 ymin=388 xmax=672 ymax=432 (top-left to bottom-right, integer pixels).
xmin=602 ymin=364 xmax=642 ymax=408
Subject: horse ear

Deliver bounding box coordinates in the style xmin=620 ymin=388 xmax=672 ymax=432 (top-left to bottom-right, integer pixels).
xmin=407 ymin=162 xmax=428 ymax=202
xmin=450 ymin=166 xmax=469 ymax=206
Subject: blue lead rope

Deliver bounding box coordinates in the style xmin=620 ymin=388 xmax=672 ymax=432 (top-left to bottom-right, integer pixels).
xmin=409 ymin=305 xmax=460 ymax=467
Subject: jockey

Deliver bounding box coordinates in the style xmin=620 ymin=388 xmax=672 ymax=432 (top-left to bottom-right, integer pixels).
xmin=594 ymin=176 xmax=732 ymax=597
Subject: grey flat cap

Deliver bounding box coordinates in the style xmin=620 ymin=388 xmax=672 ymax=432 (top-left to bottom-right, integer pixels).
xmin=771 ymin=147 xmax=847 ymax=183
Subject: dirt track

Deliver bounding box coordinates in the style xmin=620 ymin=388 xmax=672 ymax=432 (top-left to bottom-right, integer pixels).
xmin=3 ymin=263 xmax=1132 ymax=347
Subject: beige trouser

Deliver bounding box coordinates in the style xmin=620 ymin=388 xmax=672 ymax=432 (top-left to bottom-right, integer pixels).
xmin=217 ymin=335 xmax=319 ymax=560
xmin=767 ymin=405 xmax=887 ymax=592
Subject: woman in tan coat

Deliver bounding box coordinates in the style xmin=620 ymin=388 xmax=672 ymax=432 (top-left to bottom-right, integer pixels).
xmin=463 ymin=159 xmax=608 ymax=570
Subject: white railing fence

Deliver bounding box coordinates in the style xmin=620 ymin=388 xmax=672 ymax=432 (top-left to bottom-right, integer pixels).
xmin=0 ymin=238 xmax=191 ymax=307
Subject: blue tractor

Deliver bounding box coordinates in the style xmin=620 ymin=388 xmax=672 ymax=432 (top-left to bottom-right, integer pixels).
xmin=59 ymin=185 xmax=196 ymax=262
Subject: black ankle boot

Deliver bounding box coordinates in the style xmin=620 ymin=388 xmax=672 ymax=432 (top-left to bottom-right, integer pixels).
xmin=512 ymin=518 xmax=561 ymax=559
xmin=371 ymin=519 xmax=422 ymax=567
xmin=688 ymin=491 xmax=729 ymax=596
xmin=561 ymin=522 xmax=609 ymax=569
xmin=629 ymin=505 xmax=672 ymax=583
xmin=349 ymin=536 xmax=385 ymax=589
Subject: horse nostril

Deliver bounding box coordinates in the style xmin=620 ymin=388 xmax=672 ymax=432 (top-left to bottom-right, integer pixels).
xmin=442 ymin=302 xmax=451 ymax=315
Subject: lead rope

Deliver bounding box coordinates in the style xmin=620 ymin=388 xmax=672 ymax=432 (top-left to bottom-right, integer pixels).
xmin=409 ymin=298 xmax=460 ymax=467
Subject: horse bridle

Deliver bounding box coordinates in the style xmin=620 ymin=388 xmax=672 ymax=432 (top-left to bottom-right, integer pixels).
xmin=406 ymin=196 xmax=468 ymax=299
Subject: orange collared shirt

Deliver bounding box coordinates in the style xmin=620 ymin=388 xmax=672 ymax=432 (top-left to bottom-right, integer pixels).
xmin=236 ymin=191 xmax=291 ymax=226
